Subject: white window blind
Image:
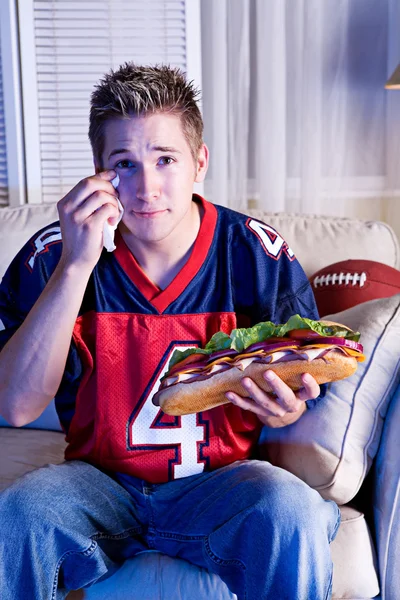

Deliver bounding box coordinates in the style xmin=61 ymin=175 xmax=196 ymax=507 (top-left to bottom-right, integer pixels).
xmin=20 ymin=0 xmax=198 ymax=204
xmin=0 ymin=31 xmax=9 ymax=207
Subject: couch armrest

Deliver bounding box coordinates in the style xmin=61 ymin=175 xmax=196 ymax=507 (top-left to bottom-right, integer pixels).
xmin=373 ymin=382 xmax=400 ymax=600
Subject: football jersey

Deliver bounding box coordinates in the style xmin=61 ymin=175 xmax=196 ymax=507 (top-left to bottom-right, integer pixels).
xmin=0 ymin=195 xmax=320 ymax=483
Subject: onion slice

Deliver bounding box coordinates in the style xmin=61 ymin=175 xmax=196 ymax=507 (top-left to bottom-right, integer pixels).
xmin=245 ymin=340 xmax=299 ymax=353
xmin=206 ymin=348 xmax=239 ymax=363
xmin=302 ymin=337 xmax=363 ymax=353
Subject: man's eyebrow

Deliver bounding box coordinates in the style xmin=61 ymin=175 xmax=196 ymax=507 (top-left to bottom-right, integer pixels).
xmin=108 ymin=148 xmax=130 ymax=160
xmin=108 ymin=145 xmax=182 ymax=160
xmin=152 ymin=145 xmax=182 ymax=154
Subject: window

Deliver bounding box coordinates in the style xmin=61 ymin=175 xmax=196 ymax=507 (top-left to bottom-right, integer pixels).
xmin=0 ymin=0 xmax=202 ymax=206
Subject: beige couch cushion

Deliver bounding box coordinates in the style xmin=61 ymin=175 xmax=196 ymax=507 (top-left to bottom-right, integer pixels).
xmin=0 ymin=428 xmax=66 ymax=492
xmin=259 ymin=294 xmax=400 ymax=505
xmin=0 ymin=203 xmax=58 ymax=280
xmin=249 ymin=210 xmax=399 ymax=276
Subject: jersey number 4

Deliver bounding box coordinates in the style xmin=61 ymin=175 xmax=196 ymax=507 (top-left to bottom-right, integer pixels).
xmin=128 ymin=343 xmax=208 ymax=480
xmin=247 ymin=219 xmax=295 ymax=261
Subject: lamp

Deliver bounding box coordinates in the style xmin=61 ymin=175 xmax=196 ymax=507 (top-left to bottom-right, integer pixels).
xmin=386 ymin=63 xmax=400 ymax=89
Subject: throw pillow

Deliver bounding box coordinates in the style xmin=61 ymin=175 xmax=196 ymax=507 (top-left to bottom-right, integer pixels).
xmin=258 ymin=293 xmax=400 ymax=505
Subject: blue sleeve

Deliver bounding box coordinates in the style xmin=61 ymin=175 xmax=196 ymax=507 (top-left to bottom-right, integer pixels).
xmin=0 ymin=224 xmax=62 ymax=350
xmin=0 ymin=226 xmax=83 ymax=425
xmin=0 ymin=252 xmax=41 ymax=352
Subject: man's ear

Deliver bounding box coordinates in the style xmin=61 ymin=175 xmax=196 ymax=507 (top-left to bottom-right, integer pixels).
xmin=195 ymin=143 xmax=209 ymax=183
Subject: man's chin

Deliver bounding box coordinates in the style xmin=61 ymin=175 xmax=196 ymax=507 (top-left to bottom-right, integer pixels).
xmin=121 ymin=220 xmax=172 ymax=244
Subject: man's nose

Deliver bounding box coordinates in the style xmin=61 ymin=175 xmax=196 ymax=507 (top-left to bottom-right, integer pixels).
xmin=136 ymin=167 xmax=161 ymax=201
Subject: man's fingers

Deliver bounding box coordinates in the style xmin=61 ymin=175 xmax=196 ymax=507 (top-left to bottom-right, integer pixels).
xmin=240 ymin=377 xmax=289 ymax=416
xmin=295 ymin=373 xmax=320 ymax=402
xmin=225 ymin=371 xmax=320 ymax=420
xmin=97 ymin=169 xmax=118 ymax=181
xmin=260 ymin=371 xmax=303 ymax=413
xmin=88 ymin=200 xmax=121 ymax=229
xmin=226 ymin=391 xmax=284 ymax=418
xmin=58 ymin=170 xmax=117 ymax=213
xmin=262 ymin=370 xmax=320 ymax=408
xmin=71 ymin=191 xmax=120 ymax=225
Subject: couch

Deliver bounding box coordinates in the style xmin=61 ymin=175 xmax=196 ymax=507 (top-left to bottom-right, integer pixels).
xmin=1 ymin=202 xmax=400 ymax=600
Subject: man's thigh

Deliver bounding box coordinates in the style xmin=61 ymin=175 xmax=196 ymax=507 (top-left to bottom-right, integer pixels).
xmin=149 ymin=459 xmax=339 ymax=561
xmin=1 ymin=460 xmax=148 ymax=560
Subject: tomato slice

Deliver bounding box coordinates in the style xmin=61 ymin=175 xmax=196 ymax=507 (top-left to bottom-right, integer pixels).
xmin=287 ymin=329 xmax=323 ymax=339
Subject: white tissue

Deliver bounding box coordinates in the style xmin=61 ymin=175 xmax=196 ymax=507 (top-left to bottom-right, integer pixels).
xmin=103 ymin=173 xmax=124 ymax=252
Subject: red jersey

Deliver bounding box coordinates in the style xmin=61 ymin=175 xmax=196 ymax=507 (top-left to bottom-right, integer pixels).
xmin=0 ymin=196 xmax=320 ymax=483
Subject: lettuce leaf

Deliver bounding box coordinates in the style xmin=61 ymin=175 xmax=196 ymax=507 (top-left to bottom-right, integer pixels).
xmin=230 ymin=321 xmax=276 ymax=352
xmin=275 ymin=315 xmax=360 ymax=341
xmin=204 ymin=331 xmax=232 ymax=352
xmin=168 ymin=332 xmax=232 ymax=369
xmin=168 ymin=347 xmax=209 ymax=369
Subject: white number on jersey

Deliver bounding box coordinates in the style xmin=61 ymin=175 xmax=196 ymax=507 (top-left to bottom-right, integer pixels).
xmin=129 ymin=344 xmax=207 ymax=480
xmin=247 ymin=219 xmax=295 ymax=261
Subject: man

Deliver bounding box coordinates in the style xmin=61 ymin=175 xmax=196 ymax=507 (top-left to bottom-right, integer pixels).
xmin=0 ymin=64 xmax=339 ymax=599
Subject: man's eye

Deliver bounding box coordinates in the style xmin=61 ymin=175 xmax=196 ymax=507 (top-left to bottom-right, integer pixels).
xmin=115 ymin=160 xmax=134 ymax=169
xmin=158 ymin=156 xmax=174 ymax=165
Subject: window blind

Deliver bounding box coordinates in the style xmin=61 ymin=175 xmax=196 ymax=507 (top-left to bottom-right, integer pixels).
xmin=0 ymin=32 xmax=8 ymax=207
xmin=31 ymin=0 xmax=188 ymax=204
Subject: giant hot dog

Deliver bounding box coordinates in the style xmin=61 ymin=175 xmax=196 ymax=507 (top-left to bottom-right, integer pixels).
xmin=152 ymin=315 xmax=365 ymax=416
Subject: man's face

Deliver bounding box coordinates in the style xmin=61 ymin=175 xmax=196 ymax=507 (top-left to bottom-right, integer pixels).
xmin=99 ymin=112 xmax=208 ymax=245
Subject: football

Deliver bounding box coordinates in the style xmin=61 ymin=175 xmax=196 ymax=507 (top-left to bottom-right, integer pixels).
xmin=309 ymin=259 xmax=400 ymax=317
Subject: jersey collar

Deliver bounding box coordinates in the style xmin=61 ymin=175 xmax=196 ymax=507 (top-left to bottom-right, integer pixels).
xmin=114 ymin=195 xmax=218 ymax=313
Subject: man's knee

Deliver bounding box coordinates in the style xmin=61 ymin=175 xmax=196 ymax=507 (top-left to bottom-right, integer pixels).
xmin=235 ymin=460 xmax=337 ymax=538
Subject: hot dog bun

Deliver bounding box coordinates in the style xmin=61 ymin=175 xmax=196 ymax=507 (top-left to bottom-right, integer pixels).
xmin=153 ymin=350 xmax=357 ymax=416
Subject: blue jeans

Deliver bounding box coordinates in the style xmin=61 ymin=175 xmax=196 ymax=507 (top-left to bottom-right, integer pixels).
xmin=0 ymin=459 xmax=340 ymax=600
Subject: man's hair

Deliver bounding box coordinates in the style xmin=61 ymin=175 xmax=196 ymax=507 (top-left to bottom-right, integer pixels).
xmin=89 ymin=62 xmax=203 ymax=166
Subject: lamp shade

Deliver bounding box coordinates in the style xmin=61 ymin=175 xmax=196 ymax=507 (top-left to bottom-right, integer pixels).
xmin=386 ymin=63 xmax=400 ymax=89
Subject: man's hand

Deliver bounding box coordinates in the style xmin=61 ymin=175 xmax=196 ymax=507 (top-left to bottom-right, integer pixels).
xmin=57 ymin=169 xmax=120 ymax=273
xmin=0 ymin=169 xmax=121 ymax=426
xmin=225 ymin=371 xmax=320 ymax=428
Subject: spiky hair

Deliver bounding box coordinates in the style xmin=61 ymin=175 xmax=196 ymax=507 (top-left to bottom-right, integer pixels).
xmin=89 ymin=63 xmax=203 ymax=166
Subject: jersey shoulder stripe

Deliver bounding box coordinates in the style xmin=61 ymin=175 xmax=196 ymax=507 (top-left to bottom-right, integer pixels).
xmin=0 ymin=221 xmax=63 ymax=335
xmin=245 ymin=218 xmax=295 ymax=261
xmin=24 ymin=221 xmax=62 ymax=272
xmin=213 ymin=204 xmax=295 ymax=261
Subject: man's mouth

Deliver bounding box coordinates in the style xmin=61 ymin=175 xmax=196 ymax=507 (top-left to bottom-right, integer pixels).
xmin=133 ymin=209 xmax=168 ymax=218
